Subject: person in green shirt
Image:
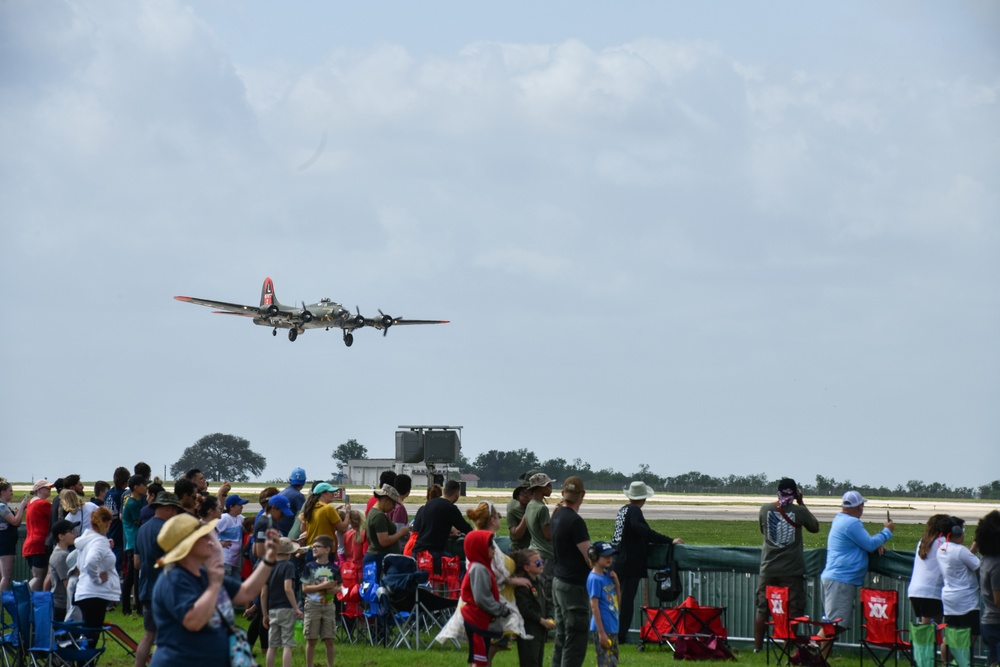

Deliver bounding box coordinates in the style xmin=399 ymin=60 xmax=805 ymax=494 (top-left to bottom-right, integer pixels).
xmin=363 ymin=484 xmax=411 ymax=580
xmin=522 ymin=472 xmax=555 ymax=609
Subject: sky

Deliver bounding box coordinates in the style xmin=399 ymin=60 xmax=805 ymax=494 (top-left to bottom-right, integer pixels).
xmin=1 ymin=1 xmax=998 ymax=490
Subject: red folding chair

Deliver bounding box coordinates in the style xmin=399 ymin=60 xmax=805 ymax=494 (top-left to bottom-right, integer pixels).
xmin=337 ymin=560 xmax=363 ymax=642
xmin=859 ymin=589 xmax=912 ymax=667
xmin=765 ymin=586 xmax=797 ymax=665
xmin=639 ymin=595 xmax=732 ymax=659
xmin=440 ymin=554 xmax=461 ymax=599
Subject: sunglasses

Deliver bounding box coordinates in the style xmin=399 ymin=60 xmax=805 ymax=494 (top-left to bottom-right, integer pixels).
xmin=534 ymin=559 xmax=544 ymax=567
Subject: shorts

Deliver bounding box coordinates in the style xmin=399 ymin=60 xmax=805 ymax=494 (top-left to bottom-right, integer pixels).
xmin=28 ymin=553 xmax=50 ymax=569
xmin=142 ymin=604 xmax=157 ymax=632
xmin=0 ymin=539 xmax=16 ymax=557
xmin=593 ymin=632 xmax=620 ymax=667
xmin=821 ymin=579 xmax=857 ymax=629
xmin=909 ymin=597 xmax=943 ymax=619
xmin=944 ymin=609 xmax=980 ymax=635
xmin=303 ymin=600 xmax=337 ymax=640
xmin=756 ymin=576 xmax=807 ymax=618
xmin=268 ymin=607 xmax=298 ymax=648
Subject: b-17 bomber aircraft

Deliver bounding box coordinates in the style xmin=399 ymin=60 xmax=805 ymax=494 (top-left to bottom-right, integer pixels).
xmin=174 ymin=277 xmax=448 ymax=347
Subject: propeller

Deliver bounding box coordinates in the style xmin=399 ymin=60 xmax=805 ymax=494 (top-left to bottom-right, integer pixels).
xmin=354 ymin=306 xmax=365 ymax=328
xmin=300 ymin=301 xmax=314 ymax=324
xmin=378 ymin=309 xmax=394 ymax=336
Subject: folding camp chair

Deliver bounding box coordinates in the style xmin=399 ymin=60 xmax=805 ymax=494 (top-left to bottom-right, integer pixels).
xmin=787 ymin=614 xmax=843 ymax=667
xmin=381 ymin=554 xmax=429 ymax=649
xmin=13 ymin=584 xmax=105 ymax=667
xmin=765 ymin=586 xmax=797 ymax=665
xmin=907 ymin=623 xmax=938 ymax=667
xmin=859 ymin=589 xmax=912 ymax=667
xmin=638 ymin=595 xmax=733 ymax=659
xmin=1 ymin=590 xmax=22 ymax=667
xmin=941 ymin=625 xmax=972 ymax=667
xmin=337 ymin=560 xmax=362 ymax=644
xmin=102 ymin=623 xmax=144 ymax=665
xmin=380 ymin=554 xmax=457 ymax=650
xmin=416 ymin=551 xmax=462 ymax=600
xmin=359 ymin=560 xmax=389 ymax=646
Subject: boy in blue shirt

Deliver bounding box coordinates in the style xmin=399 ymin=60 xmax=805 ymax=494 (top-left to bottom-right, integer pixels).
xmin=588 ymin=541 xmax=621 ymax=667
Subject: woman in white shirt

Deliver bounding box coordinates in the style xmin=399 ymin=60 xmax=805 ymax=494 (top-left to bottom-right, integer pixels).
xmin=939 ymin=518 xmax=981 ymax=640
xmin=908 ymin=514 xmax=953 ymax=624
xmin=74 ymin=506 xmax=121 ymax=641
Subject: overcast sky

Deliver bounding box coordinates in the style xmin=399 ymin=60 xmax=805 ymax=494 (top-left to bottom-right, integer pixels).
xmin=1 ymin=1 xmax=997 ymax=490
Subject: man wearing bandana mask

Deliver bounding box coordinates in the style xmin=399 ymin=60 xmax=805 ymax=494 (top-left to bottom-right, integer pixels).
xmin=752 ymin=478 xmax=819 ymax=653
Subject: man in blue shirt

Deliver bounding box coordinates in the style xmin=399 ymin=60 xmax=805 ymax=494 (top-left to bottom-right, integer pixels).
xmin=819 ymin=490 xmax=893 ymax=655
xmin=278 ymin=468 xmax=307 ymax=536
xmin=134 ymin=492 xmax=183 ymax=667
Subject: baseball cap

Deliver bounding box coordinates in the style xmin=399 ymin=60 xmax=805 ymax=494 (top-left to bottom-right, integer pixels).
xmin=312 ymin=482 xmax=338 ymax=495
xmin=591 ymin=541 xmax=617 ymax=557
xmin=51 ymin=519 xmax=77 ymax=538
xmin=842 ymin=490 xmax=867 ymax=508
xmin=778 ymin=478 xmax=799 ymax=493
xmin=562 ymin=476 xmax=585 ymax=499
xmin=32 ymin=479 xmax=54 ymax=492
xmin=267 ymin=494 xmax=294 ymax=516
xmin=290 ymin=467 xmax=307 ymax=485
xmin=225 ymin=495 xmax=249 ymax=509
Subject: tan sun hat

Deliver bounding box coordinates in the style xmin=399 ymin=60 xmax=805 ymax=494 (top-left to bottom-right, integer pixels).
xmin=373 ymin=484 xmax=401 ymax=504
xmin=623 ymin=481 xmax=656 ymax=501
xmin=276 ymin=537 xmax=302 ymax=555
xmin=156 ymin=514 xmax=219 ymax=567
xmin=527 ymin=472 xmax=554 ymax=490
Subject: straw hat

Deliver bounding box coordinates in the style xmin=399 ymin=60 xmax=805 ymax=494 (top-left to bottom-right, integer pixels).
xmin=156 ymin=514 xmax=219 ymax=567
xmin=623 ymin=481 xmax=655 ymax=501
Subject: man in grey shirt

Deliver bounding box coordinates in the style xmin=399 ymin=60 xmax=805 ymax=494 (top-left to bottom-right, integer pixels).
xmin=753 ymin=478 xmax=819 ymax=652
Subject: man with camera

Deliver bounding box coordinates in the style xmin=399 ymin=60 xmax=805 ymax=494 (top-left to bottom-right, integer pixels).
xmin=753 ymin=478 xmax=820 ymax=653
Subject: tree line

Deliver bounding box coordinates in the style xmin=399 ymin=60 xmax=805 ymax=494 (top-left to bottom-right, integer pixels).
xmin=456 ymin=448 xmax=1000 ymax=500
xmin=169 ymin=435 xmax=999 ymax=501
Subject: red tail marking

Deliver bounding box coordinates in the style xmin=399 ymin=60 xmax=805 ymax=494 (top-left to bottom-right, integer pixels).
xmin=260 ymin=277 xmax=275 ymax=307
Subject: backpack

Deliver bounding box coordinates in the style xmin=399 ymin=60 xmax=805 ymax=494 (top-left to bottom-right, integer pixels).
xmin=653 ymin=543 xmax=682 ymax=603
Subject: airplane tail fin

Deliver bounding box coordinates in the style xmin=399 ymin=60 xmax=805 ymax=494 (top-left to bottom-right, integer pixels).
xmin=260 ymin=277 xmax=277 ymax=308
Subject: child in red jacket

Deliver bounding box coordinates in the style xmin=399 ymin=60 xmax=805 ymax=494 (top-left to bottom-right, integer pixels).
xmin=461 ymin=530 xmax=511 ymax=667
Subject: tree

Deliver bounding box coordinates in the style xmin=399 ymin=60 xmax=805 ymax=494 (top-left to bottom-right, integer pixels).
xmin=332 ymin=439 xmax=368 ymax=474
xmin=472 ymin=449 xmax=540 ymax=482
xmin=169 ymin=433 xmax=266 ymax=482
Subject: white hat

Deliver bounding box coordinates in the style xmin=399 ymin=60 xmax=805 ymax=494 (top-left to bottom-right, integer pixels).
xmin=624 ymin=481 xmax=656 ymax=501
xmin=841 ymin=490 xmax=867 ymax=508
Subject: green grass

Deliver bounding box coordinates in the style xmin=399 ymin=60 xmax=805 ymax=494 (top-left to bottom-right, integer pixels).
xmin=91 ymin=606 xmax=872 ymax=667
xmin=591 ymin=519 xmax=923 ymax=550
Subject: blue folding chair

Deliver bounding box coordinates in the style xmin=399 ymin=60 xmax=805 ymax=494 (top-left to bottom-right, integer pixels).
xmin=12 ymin=583 xmax=105 ymax=667
xmin=1 ymin=590 xmax=22 ymax=667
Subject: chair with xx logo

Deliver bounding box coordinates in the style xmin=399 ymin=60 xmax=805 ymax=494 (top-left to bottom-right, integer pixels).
xmin=859 ymin=588 xmax=913 ymax=667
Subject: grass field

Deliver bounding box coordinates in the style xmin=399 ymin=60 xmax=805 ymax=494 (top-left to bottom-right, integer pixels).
xmin=73 ymin=608 xmax=793 ymax=667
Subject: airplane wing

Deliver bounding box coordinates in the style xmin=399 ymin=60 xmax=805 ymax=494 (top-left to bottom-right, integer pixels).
xmin=173 ymin=295 xmax=260 ymax=315
xmin=381 ymin=318 xmax=450 ymax=326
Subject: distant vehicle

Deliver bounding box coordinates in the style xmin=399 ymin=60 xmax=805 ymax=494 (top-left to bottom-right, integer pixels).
xmin=174 ymin=277 xmax=448 ymax=347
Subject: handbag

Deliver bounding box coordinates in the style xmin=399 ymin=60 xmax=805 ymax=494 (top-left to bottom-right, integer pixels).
xmin=217 ymin=606 xmax=258 ymax=667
